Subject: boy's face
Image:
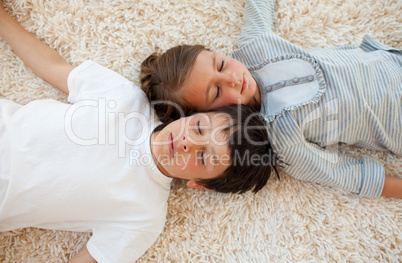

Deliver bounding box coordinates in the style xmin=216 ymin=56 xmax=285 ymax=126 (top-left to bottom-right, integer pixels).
xmin=181 ymin=50 xmax=261 ymax=111
xmin=151 ymin=112 xmax=231 ymax=190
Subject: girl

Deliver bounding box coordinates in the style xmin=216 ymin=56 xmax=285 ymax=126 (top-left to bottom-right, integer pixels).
xmin=141 ymin=0 xmax=402 ymax=198
xmin=0 ymin=2 xmax=272 ymax=262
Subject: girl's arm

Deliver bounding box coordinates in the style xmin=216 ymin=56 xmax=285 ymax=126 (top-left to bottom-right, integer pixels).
xmin=381 ymin=175 xmax=402 ymax=198
xmin=236 ymin=0 xmax=276 ymax=48
xmin=0 ymin=3 xmax=73 ymax=94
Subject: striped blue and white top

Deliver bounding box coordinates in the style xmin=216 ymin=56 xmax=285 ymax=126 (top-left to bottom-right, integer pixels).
xmin=232 ymin=0 xmax=402 ymax=197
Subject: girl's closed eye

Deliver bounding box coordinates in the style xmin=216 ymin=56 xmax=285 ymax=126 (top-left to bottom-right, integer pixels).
xmin=216 ymin=86 xmax=221 ymax=99
xmin=219 ymin=60 xmax=225 ymax=71
xmin=214 ymin=60 xmax=224 ymax=99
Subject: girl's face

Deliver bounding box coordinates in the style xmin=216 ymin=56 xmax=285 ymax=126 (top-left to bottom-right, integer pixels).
xmin=151 ymin=112 xmax=231 ymax=189
xmin=181 ymin=50 xmax=261 ymax=111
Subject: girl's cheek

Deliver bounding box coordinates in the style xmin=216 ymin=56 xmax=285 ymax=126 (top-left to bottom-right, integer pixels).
xmin=215 ymin=94 xmax=233 ymax=107
xmin=225 ymin=92 xmax=242 ymax=105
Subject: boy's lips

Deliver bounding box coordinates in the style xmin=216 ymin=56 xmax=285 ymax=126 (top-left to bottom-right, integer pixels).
xmin=169 ymin=133 xmax=175 ymax=158
xmin=241 ymin=75 xmax=247 ymax=94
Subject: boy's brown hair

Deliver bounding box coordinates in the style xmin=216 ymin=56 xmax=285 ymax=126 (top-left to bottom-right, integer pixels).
xmin=155 ymin=104 xmax=277 ymax=194
xmin=196 ymin=104 xmax=276 ymax=194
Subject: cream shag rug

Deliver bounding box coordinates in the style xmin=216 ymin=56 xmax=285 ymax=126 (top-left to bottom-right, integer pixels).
xmin=0 ymin=0 xmax=401 ymax=262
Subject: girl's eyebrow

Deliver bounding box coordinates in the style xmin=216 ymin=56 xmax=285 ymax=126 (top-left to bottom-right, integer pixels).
xmin=205 ymin=54 xmax=216 ymax=103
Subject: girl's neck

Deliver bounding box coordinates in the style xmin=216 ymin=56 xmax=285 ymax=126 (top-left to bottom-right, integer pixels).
xmin=251 ymin=82 xmax=262 ymax=109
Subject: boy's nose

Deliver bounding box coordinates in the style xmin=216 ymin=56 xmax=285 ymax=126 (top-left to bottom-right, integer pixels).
xmin=180 ymin=134 xmax=205 ymax=153
xmin=181 ymin=135 xmax=191 ymax=153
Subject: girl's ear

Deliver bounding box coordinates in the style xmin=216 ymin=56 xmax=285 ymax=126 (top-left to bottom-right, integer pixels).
xmin=186 ymin=180 xmax=213 ymax=191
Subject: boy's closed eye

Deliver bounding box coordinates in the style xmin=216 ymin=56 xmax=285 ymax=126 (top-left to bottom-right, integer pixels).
xmin=197 ymin=120 xmax=203 ymax=135
xmin=199 ymin=150 xmax=206 ymax=166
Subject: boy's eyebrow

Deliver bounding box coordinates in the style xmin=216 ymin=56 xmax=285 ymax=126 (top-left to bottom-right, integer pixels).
xmin=209 ymin=146 xmax=217 ymax=169
xmin=205 ymin=54 xmax=216 ymax=103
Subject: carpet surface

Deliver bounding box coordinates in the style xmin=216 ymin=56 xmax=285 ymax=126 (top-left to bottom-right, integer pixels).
xmin=0 ymin=0 xmax=401 ymax=262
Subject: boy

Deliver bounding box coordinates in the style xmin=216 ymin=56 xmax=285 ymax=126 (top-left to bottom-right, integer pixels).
xmin=0 ymin=3 xmax=273 ymax=262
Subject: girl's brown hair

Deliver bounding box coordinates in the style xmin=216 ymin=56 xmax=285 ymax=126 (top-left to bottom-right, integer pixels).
xmin=140 ymin=45 xmax=207 ymax=123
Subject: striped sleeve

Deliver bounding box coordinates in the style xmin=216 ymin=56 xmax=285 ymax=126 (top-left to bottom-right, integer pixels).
xmin=279 ymin=142 xmax=385 ymax=197
xmin=237 ymin=0 xmax=277 ymax=48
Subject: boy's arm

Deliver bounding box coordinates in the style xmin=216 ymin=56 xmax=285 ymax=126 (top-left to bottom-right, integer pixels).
xmin=68 ymin=246 xmax=97 ymax=263
xmin=381 ymin=175 xmax=402 ymax=198
xmin=0 ymin=3 xmax=73 ymax=94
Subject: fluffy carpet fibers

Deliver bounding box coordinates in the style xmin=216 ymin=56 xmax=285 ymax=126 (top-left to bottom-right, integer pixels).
xmin=0 ymin=0 xmax=401 ymax=262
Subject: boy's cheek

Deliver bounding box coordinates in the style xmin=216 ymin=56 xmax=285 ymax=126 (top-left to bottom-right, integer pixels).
xmin=185 ymin=158 xmax=201 ymax=175
xmin=183 ymin=161 xmax=195 ymax=172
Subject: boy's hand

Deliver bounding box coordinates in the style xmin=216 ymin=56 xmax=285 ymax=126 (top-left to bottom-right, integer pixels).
xmin=0 ymin=4 xmax=73 ymax=94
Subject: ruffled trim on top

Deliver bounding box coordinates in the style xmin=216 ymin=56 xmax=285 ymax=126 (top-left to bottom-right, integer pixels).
xmin=250 ymin=53 xmax=327 ymax=123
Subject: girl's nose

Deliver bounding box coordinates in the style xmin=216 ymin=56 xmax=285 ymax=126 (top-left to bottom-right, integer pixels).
xmin=224 ymin=72 xmax=238 ymax=88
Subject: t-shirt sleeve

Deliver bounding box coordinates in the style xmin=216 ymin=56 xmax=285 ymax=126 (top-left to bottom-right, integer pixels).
xmin=236 ymin=0 xmax=276 ymax=48
xmin=67 ymin=60 xmax=135 ymax=103
xmin=279 ymin=141 xmax=385 ymax=197
xmin=86 ymin=227 xmax=161 ymax=263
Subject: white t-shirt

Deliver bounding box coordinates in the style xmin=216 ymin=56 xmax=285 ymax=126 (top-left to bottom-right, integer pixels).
xmin=0 ymin=61 xmax=172 ymax=262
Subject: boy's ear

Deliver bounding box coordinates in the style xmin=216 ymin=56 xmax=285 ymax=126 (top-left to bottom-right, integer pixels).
xmin=186 ymin=180 xmax=213 ymax=191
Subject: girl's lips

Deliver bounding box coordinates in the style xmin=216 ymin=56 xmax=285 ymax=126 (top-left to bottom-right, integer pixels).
xmin=169 ymin=133 xmax=175 ymax=158
xmin=241 ymin=75 xmax=247 ymax=94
